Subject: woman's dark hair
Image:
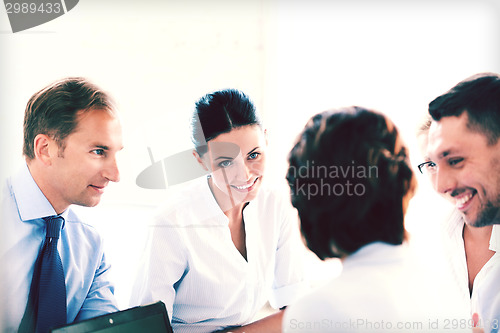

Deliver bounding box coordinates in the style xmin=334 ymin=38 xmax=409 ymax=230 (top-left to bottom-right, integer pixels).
xmin=287 ymin=107 xmax=415 ymax=260
xmin=429 ymin=72 xmax=500 ymax=145
xmin=191 ymin=89 xmax=262 ymax=156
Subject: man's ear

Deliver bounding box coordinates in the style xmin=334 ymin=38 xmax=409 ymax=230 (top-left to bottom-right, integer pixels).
xmin=33 ymin=134 xmax=56 ymax=165
xmin=192 ymin=150 xmax=209 ymax=171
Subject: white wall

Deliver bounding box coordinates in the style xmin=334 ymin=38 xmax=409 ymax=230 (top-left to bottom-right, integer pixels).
xmin=1 ymin=0 xmax=499 ymax=309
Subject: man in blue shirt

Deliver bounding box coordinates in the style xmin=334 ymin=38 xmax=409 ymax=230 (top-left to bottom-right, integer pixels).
xmin=0 ymin=77 xmax=123 ymax=332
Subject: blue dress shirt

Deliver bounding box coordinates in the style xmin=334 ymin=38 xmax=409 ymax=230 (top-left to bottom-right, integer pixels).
xmin=0 ymin=163 xmax=119 ymax=332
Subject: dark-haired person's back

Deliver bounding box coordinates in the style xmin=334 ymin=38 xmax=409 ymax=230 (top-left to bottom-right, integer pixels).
xmin=283 ymin=107 xmax=444 ymax=332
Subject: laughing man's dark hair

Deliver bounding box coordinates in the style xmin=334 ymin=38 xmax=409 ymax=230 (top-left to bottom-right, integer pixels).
xmin=429 ymin=72 xmax=500 ymax=145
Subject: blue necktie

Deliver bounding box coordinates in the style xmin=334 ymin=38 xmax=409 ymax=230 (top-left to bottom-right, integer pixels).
xmin=19 ymin=216 xmax=67 ymax=333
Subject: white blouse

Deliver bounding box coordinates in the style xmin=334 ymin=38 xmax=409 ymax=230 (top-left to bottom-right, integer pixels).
xmin=131 ymin=177 xmax=306 ymax=333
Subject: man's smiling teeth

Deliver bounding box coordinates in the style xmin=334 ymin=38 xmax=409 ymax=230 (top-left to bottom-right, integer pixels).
xmin=456 ymin=192 xmax=473 ymax=207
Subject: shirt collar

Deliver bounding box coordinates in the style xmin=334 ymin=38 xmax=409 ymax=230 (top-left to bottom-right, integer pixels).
xmin=446 ymin=209 xmax=499 ymax=253
xmin=191 ymin=176 xmax=229 ymax=225
xmin=12 ymin=163 xmax=69 ymax=225
xmin=446 ymin=209 xmax=464 ymax=238
xmin=490 ymin=225 xmax=499 ymax=253
xmin=197 ymin=176 xmax=256 ymax=226
xmin=342 ymin=242 xmax=406 ymax=269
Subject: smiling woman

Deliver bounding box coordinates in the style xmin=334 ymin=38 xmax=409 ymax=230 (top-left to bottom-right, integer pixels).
xmin=196 ymin=126 xmax=266 ymax=212
xmin=190 ymin=89 xmax=267 ymax=213
xmin=130 ymin=89 xmax=307 ymax=333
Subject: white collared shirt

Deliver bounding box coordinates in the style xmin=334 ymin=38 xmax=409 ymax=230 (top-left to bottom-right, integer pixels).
xmin=130 ymin=176 xmax=306 ymax=333
xmin=283 ymin=242 xmax=439 ymax=332
xmin=443 ymin=210 xmax=500 ymax=331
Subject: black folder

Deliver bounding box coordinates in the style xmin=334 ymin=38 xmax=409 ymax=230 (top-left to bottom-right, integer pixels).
xmin=50 ymin=301 xmax=173 ymax=333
